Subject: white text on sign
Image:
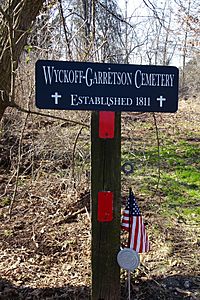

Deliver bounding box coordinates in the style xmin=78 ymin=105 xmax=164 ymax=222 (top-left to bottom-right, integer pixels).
xmin=70 ymin=94 xmax=152 ymax=107
xmin=42 ymin=66 xmax=175 ymax=89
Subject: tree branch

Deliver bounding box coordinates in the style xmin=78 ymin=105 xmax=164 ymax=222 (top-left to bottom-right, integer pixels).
xmin=58 ymin=0 xmax=73 ymax=60
xmin=11 ymin=102 xmax=90 ymax=128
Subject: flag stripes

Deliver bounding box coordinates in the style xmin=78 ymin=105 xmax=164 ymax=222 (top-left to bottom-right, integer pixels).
xmin=129 ymin=215 xmax=149 ymax=253
xmin=121 ymin=189 xmax=149 ymax=253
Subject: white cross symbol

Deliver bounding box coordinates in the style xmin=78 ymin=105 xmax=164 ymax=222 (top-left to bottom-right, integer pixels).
xmin=51 ymin=92 xmax=61 ymax=105
xmin=157 ymin=95 xmax=166 ymax=107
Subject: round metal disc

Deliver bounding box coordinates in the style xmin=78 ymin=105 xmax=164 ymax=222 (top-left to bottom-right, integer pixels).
xmin=117 ymin=248 xmax=140 ymax=271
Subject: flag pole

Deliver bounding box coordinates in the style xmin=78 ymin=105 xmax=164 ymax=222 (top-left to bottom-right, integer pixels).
xmin=128 ymin=270 xmax=131 ymax=300
xmin=128 ymin=187 xmax=132 ymax=248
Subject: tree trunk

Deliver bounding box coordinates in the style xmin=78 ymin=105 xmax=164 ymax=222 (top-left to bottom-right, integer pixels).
xmin=0 ymin=0 xmax=45 ymax=120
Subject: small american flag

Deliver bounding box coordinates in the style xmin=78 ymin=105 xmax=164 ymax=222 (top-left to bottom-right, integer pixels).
xmin=121 ymin=188 xmax=149 ymax=253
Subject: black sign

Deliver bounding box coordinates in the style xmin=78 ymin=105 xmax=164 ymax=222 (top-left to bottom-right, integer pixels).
xmin=35 ymin=60 xmax=179 ymax=112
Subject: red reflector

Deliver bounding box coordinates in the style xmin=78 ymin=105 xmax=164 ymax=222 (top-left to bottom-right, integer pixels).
xmin=99 ymin=111 xmax=115 ymax=138
xmin=97 ymin=191 xmax=113 ymax=222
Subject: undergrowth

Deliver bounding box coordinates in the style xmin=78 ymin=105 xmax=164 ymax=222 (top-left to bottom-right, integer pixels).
xmin=0 ymin=98 xmax=199 ymax=300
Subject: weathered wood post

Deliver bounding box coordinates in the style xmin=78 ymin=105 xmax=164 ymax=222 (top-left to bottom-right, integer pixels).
xmin=91 ymin=111 xmax=121 ymax=299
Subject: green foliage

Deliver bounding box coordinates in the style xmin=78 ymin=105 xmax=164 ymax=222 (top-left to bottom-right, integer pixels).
xmin=24 ymin=44 xmax=33 ymax=64
xmin=0 ymin=197 xmax=11 ymax=207
xmin=121 ymin=124 xmax=200 ymax=223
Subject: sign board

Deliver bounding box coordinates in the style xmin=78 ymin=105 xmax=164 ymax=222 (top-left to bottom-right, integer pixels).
xmin=35 ymin=60 xmax=179 ymax=112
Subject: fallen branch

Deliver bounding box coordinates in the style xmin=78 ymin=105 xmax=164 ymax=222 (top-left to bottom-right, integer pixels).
xmin=55 ymin=207 xmax=86 ymax=225
xmin=10 ymin=102 xmax=90 ymax=128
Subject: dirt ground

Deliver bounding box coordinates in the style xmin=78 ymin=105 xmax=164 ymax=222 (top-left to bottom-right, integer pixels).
xmin=0 ymin=100 xmax=199 ymax=299
xmin=0 ymin=191 xmax=199 ymax=300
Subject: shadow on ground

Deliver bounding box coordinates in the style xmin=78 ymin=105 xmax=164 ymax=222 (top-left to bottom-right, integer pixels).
xmin=0 ymin=278 xmax=90 ymax=300
xmin=123 ymin=274 xmax=200 ymax=300
xmin=0 ymin=274 xmax=199 ymax=300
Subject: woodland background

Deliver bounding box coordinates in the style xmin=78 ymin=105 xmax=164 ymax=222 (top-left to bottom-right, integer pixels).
xmin=0 ymin=0 xmax=199 ymax=299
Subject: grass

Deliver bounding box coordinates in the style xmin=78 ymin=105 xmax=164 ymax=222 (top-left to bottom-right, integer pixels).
xmin=121 ymin=114 xmax=200 ymax=223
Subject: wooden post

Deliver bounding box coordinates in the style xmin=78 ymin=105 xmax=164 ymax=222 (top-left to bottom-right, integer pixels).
xmin=91 ymin=111 xmax=121 ymax=300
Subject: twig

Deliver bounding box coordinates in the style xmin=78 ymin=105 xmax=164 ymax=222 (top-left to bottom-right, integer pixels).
xmin=55 ymin=207 xmax=85 ymax=225
xmin=151 ymin=113 xmax=161 ymax=198
xmin=97 ymin=0 xmax=136 ymax=30
xmin=0 ymin=5 xmax=10 ymax=21
xmin=85 ymin=205 xmax=91 ymax=222
xmin=0 ymin=170 xmax=17 ymax=198
xmin=139 ymin=263 xmax=166 ymax=289
xmin=7 ymin=1 xmax=16 ymax=105
xmin=71 ymin=126 xmax=84 ymax=188
xmin=58 ymin=0 xmax=73 ymax=60
xmin=9 ymin=112 xmax=29 ymax=218
xmin=10 ymin=103 xmax=90 ymax=128
xmin=32 ymin=225 xmax=39 ymax=248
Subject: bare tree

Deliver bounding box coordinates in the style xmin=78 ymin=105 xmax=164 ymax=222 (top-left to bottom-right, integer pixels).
xmin=174 ymin=0 xmax=200 ymax=89
xmin=0 ymin=0 xmax=45 ymax=120
xmin=141 ymin=0 xmax=178 ymax=65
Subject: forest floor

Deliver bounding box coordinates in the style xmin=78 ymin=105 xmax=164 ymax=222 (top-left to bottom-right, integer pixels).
xmin=0 ymin=99 xmax=199 ymax=299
